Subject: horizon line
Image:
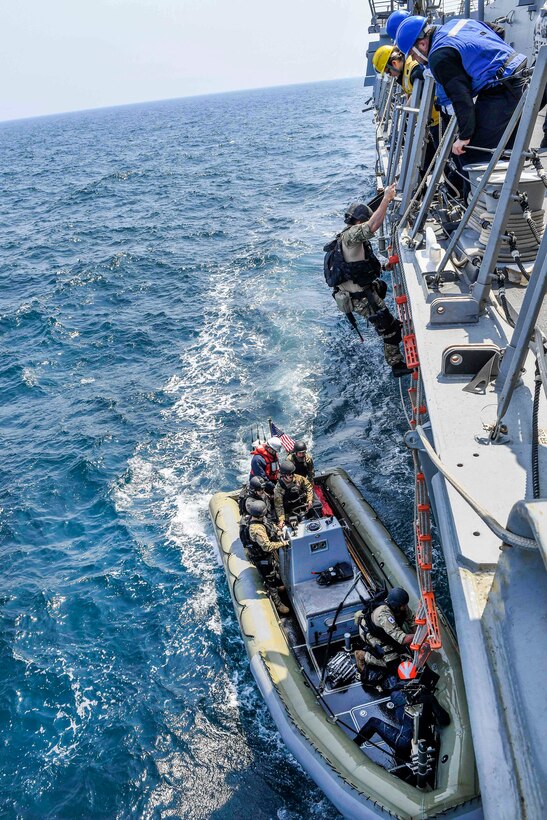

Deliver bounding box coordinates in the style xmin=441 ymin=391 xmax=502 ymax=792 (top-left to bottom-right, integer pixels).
xmin=0 ymin=75 xmax=363 ymax=126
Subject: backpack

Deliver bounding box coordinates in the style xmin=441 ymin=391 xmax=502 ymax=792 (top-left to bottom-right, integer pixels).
xmin=238 ymin=486 xmax=249 ymax=515
xmin=323 ymin=235 xmax=351 ymax=288
xmin=358 ymin=585 xmax=408 ymax=654
xmin=239 ymin=516 xmax=253 ymax=549
xmin=314 ymin=561 xmax=354 ymax=586
xmin=360 ymin=584 xmax=388 ymax=615
xmin=357 ymin=585 xmax=388 ymax=639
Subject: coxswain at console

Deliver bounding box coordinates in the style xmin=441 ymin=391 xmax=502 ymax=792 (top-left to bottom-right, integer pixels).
xmin=274 ymin=460 xmax=314 ymax=528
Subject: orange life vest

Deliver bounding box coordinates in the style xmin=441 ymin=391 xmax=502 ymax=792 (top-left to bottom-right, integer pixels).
xmin=250 ymin=445 xmax=280 ymax=482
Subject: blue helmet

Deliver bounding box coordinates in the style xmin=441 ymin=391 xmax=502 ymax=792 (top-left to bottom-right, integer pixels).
xmin=386 ymin=10 xmax=410 ymax=41
xmin=396 ymin=15 xmax=428 ymax=57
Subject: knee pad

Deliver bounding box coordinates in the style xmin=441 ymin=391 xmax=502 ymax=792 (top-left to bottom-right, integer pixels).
xmin=369 ymin=309 xmax=402 ymax=344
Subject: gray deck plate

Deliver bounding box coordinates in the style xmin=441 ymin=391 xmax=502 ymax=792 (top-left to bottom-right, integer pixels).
xmin=503 ymin=287 xmax=547 ymax=331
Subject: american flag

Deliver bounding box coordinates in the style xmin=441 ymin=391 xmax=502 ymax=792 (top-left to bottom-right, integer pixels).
xmin=270 ymin=421 xmax=295 ymax=453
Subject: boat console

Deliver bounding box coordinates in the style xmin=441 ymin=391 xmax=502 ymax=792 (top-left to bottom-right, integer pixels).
xmin=278 ymin=515 xmax=364 ymax=647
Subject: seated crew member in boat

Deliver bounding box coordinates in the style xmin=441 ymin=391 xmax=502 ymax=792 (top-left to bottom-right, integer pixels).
xmin=244 ymin=498 xmax=289 ymax=615
xmin=395 ymin=15 xmax=527 ymax=172
xmin=274 ymin=461 xmax=314 ymax=528
xmin=337 ymin=187 xmax=411 ymax=378
xmin=355 ymin=587 xmax=414 ymax=685
xmin=238 ymin=475 xmax=274 ymax=517
xmin=353 ymin=665 xmax=450 ymax=754
xmin=249 ymin=436 xmax=283 ymax=490
xmin=287 ymin=440 xmax=315 ymax=482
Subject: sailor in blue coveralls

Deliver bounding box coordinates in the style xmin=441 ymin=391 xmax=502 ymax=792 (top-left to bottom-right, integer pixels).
xmin=396 ymin=16 xmax=527 ymax=170
xmin=354 ymin=681 xmax=450 ymax=756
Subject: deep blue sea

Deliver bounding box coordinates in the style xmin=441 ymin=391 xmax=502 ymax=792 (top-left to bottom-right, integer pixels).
xmin=0 ymin=79 xmax=438 ymax=818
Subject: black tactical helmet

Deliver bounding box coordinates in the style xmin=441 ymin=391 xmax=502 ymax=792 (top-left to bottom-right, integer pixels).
xmin=292 ymin=440 xmax=307 ymax=453
xmin=246 ymin=498 xmax=268 ymax=517
xmin=280 ymin=460 xmax=296 ymax=476
xmin=386 ymin=587 xmax=409 ymax=609
xmin=249 ymin=476 xmax=266 ymax=492
xmin=344 ymin=202 xmax=373 ymax=225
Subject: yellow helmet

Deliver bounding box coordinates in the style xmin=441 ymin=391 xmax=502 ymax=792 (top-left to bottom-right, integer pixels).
xmin=372 ymin=45 xmax=394 ymax=75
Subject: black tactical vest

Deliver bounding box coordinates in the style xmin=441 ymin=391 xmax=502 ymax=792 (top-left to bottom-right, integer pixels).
xmin=346 ymin=241 xmax=382 ymax=287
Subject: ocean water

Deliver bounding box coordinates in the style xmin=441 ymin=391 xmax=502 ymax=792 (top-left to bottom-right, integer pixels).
xmin=0 ymin=79 xmax=443 ymax=818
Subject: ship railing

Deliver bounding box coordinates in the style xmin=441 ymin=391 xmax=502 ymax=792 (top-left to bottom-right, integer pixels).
xmin=491 ymin=236 xmax=547 ymax=441
xmin=379 ymin=45 xmax=547 ymax=448
xmin=453 ymin=47 xmax=547 ymax=431
xmin=374 ymin=75 xmax=392 ymax=133
xmin=367 ymin=0 xmax=493 ymax=36
xmin=409 ymin=92 xmax=528 ymax=275
xmin=439 ymin=1 xmax=490 ymax=17
xmin=385 ymin=85 xmax=408 ymax=184
xmin=386 ymin=45 xmax=547 ymax=322
xmin=472 ymin=51 xmax=547 ymax=314
xmin=366 ymin=0 xmax=399 ymax=32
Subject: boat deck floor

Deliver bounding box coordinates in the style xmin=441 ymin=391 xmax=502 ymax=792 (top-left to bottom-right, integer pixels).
xmin=280 ymin=613 xmax=409 ymax=775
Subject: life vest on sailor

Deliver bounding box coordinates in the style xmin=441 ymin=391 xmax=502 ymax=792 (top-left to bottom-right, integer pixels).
xmin=403 ymin=57 xmax=440 ymax=126
xmin=358 ymin=604 xmax=408 ymax=656
xmin=430 ymin=18 xmax=526 ymax=97
xmin=246 ymin=519 xmax=281 ymax=563
xmin=288 ymin=452 xmax=314 ymax=480
xmin=250 ymin=445 xmax=280 ymax=482
xmin=279 ymin=478 xmax=306 ymax=510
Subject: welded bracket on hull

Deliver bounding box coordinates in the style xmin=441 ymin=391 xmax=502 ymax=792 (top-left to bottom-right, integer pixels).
xmin=442 ymin=344 xmax=500 ymax=382
xmin=430 ymin=295 xmax=480 ymax=324
xmin=462 ymin=354 xmax=500 ymax=394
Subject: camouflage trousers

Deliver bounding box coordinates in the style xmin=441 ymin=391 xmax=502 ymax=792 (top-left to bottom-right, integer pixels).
xmin=351 ymin=287 xmax=404 ymax=367
xmin=246 ymin=550 xmax=282 ymax=590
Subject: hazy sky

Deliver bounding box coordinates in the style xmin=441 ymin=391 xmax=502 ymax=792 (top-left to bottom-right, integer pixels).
xmin=3 ymin=0 xmax=371 ymax=121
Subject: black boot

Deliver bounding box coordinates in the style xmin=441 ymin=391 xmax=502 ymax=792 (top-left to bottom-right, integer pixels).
xmin=391 ymin=361 xmax=412 ymax=378
xmin=270 ymin=588 xmax=289 ymax=615
xmin=354 ymin=726 xmax=374 ymax=746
